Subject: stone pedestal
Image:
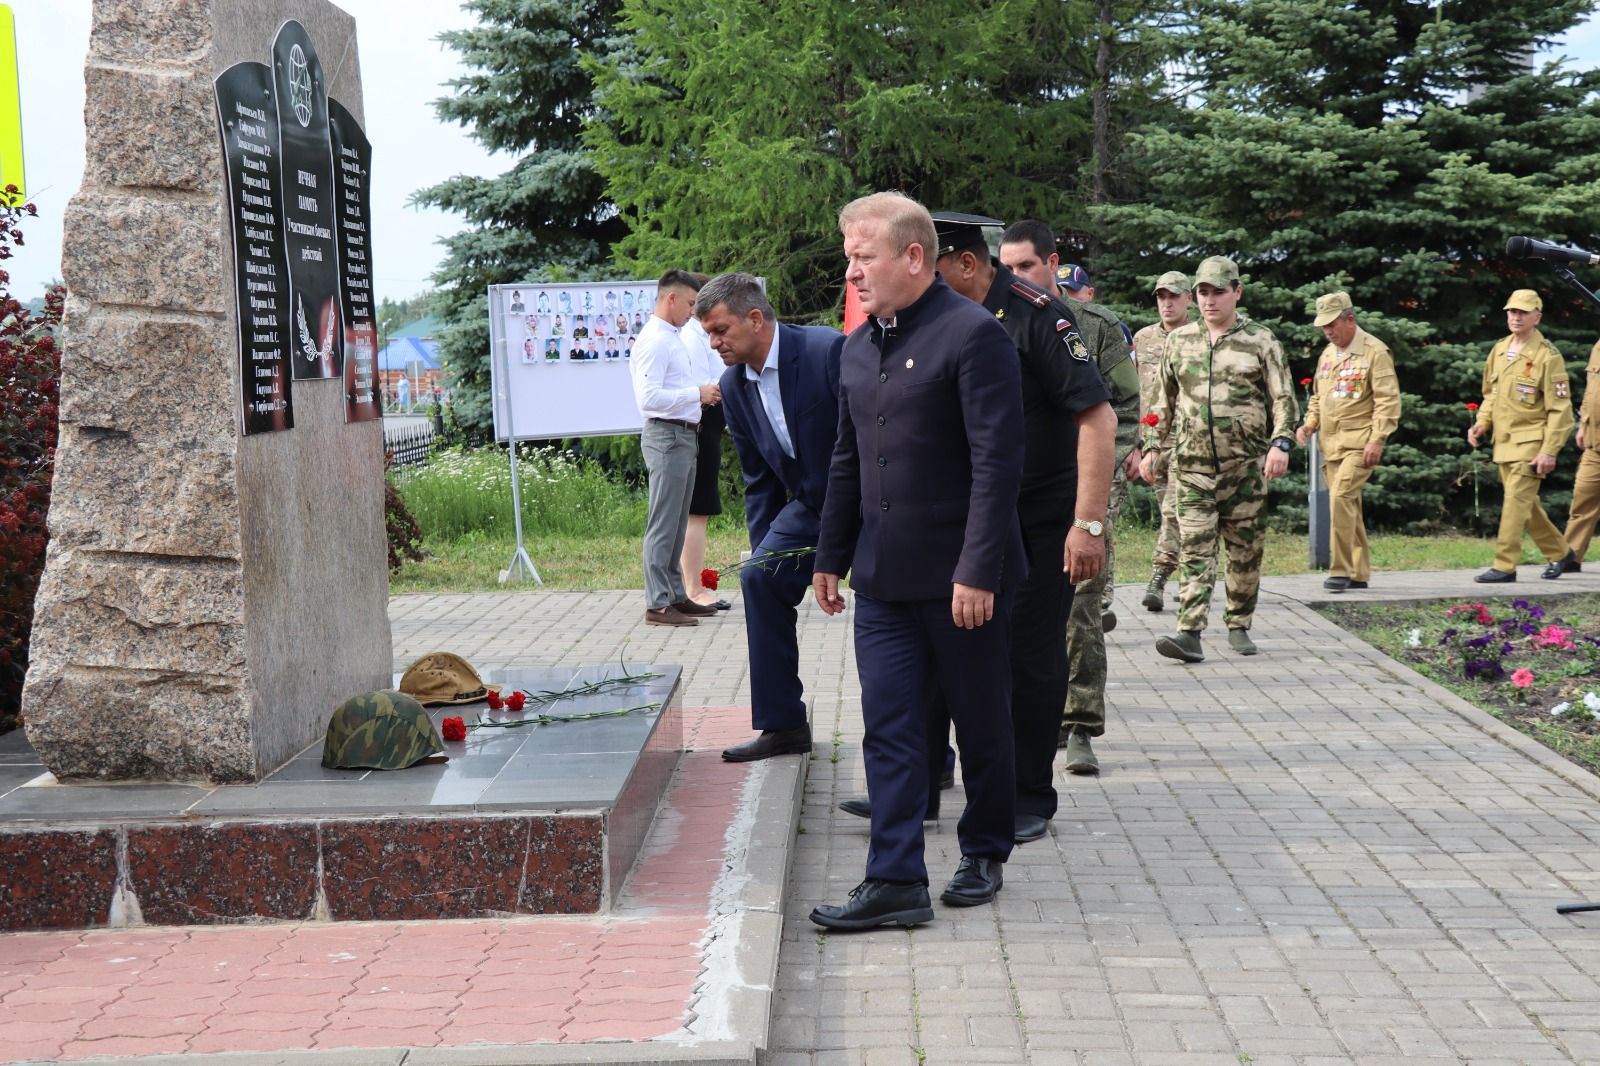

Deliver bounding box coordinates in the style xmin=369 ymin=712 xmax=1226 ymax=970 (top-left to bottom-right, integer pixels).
xmin=21 ymin=0 xmax=391 ymax=783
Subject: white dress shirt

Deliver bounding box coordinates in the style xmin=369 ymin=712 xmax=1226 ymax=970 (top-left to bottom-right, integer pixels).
xmin=681 ymin=317 xmax=722 ymax=385
xmin=744 ymin=326 xmax=794 ymax=458
xmin=630 ymin=314 xmax=702 ymax=423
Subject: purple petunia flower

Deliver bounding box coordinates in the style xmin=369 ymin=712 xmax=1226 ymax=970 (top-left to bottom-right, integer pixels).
xmin=1512 ymin=598 xmax=1531 ymax=610
xmin=1465 ymin=634 xmax=1494 ymax=650
xmin=1521 ymin=622 xmax=1539 ymax=636
xmin=1465 ymin=658 xmax=1506 ymax=681
xmin=1501 ymin=642 xmax=1515 ymax=655
xmin=1440 ymin=628 xmax=1459 ymax=643
xmin=1528 ymin=606 xmax=1546 ymax=621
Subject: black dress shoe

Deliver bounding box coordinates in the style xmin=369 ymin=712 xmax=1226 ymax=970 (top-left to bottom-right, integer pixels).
xmin=810 ymin=879 xmax=934 ymax=930
xmin=721 ymin=727 xmax=812 ymax=762
xmin=940 ymin=855 xmax=1003 ymax=907
xmin=713 ymin=598 xmax=733 ymax=610
xmin=1475 ymin=568 xmax=1516 ymax=584
xmin=1014 ymin=814 xmax=1049 ymax=843
xmin=1543 ymin=551 xmax=1578 ymax=579
xmin=1348 ymin=580 xmax=1369 ymax=589
xmin=837 ymin=797 xmax=939 ymax=822
xmin=1322 ymin=575 xmax=1351 ymax=591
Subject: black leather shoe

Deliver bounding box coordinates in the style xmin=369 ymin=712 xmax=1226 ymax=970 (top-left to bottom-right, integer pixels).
xmin=1348 ymin=580 xmax=1369 ymax=589
xmin=837 ymin=797 xmax=939 ymax=822
xmin=1322 ymin=575 xmax=1351 ymax=591
xmin=940 ymin=856 xmax=1003 ymax=907
xmin=721 ymin=727 xmax=812 ymax=762
xmin=1475 ymin=568 xmax=1516 ymax=584
xmin=1543 ymin=551 xmax=1578 ymax=580
xmin=1014 ymin=814 xmax=1049 ymax=843
xmin=810 ymin=879 xmax=934 ymax=930
xmin=713 ymin=598 xmax=733 ymax=610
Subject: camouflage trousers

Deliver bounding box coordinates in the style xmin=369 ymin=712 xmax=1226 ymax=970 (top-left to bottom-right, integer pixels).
xmin=1149 ymin=449 xmax=1179 ymax=574
xmin=1063 ymin=456 xmax=1130 ymax=735
xmin=1174 ymin=457 xmax=1267 ymax=634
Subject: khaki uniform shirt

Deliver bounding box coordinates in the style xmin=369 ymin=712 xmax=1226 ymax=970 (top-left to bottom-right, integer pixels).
xmin=1474 ymin=328 xmax=1573 ymax=463
xmin=1579 ymin=340 xmax=1600 ymax=450
xmin=1143 ymin=316 xmax=1299 ymax=468
xmin=1299 ymin=327 xmax=1402 ymax=460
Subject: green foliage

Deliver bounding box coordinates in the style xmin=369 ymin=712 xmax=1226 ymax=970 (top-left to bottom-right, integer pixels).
xmin=1092 ymin=0 xmax=1600 ymax=533
xmin=415 ymin=0 xmax=629 ymax=429
xmin=585 ymin=0 xmax=1181 ymax=318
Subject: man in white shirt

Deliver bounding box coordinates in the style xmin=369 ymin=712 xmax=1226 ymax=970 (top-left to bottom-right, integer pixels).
xmin=631 ymin=271 xmax=721 ymax=626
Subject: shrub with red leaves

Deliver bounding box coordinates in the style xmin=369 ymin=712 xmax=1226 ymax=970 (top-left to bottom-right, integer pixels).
xmin=0 ymin=193 xmax=60 ymax=734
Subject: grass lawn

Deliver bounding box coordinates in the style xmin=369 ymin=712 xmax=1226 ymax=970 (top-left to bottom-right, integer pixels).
xmin=1317 ymin=593 xmax=1600 ymax=777
xmin=390 ymin=524 xmax=1585 ymax=595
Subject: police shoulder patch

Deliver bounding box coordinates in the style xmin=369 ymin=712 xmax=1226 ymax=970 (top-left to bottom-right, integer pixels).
xmin=1062 ymin=330 xmax=1091 ymax=362
xmin=1009 ymin=278 xmax=1052 ymax=308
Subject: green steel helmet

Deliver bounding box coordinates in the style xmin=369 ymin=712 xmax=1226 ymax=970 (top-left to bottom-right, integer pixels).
xmin=321 ymin=690 xmax=445 ymax=771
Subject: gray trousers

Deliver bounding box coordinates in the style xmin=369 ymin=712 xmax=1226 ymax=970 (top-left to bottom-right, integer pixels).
xmin=641 ymin=419 xmax=699 ymax=609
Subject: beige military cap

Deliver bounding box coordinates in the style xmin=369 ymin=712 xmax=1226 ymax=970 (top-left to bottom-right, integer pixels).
xmin=1193 ymin=256 xmax=1239 ymax=288
xmin=1504 ymin=289 xmax=1543 ymax=312
xmin=1151 ymin=270 xmax=1190 ymax=295
xmin=1313 ymin=291 xmax=1354 ymax=327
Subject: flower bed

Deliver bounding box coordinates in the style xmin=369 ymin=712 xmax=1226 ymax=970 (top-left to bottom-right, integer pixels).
xmin=1319 ymin=594 xmax=1600 ymax=776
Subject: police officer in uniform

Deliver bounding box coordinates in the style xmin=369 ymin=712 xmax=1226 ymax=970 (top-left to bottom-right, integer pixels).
xmin=1295 ymin=292 xmax=1401 ymax=592
xmin=929 ymin=212 xmax=1115 ymax=841
xmin=1468 ymin=289 xmax=1575 ymax=582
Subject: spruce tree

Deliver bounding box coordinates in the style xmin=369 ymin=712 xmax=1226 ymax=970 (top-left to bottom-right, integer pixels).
xmin=1094 ymin=0 xmax=1600 ymax=533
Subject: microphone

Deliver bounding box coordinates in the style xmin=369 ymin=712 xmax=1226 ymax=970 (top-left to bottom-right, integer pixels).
xmin=1506 ymin=236 xmax=1600 ymax=266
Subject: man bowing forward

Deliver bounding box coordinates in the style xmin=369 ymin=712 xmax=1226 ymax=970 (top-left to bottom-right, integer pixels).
xmin=811 ymin=192 xmax=1026 ymax=931
xmin=697 ymin=273 xmax=846 ymax=763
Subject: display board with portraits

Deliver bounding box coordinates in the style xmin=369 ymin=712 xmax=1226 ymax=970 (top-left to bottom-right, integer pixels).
xmin=487 ymin=281 xmax=659 ymax=439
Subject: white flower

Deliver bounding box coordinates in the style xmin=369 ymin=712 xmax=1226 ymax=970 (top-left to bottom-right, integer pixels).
xmin=1551 ymin=702 xmax=1572 ymax=717
xmin=1583 ymin=691 xmax=1600 ymax=712
xmin=1406 ymin=628 xmax=1423 ymax=648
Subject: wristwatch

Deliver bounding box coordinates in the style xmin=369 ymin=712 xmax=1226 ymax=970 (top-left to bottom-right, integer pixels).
xmin=1073 ymin=518 xmax=1105 ymax=537
xmin=1271 ymin=437 xmax=1293 ymax=453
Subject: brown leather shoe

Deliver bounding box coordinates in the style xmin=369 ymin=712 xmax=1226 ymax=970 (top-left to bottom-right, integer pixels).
xmin=672 ymin=599 xmax=718 ymax=617
xmin=645 ymin=606 xmax=698 ymax=626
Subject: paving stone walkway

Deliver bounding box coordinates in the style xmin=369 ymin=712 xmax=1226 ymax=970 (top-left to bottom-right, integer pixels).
xmin=771 ymin=568 xmax=1600 ymax=1066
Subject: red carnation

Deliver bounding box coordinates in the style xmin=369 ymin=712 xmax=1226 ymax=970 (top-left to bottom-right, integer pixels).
xmin=505 ymin=690 xmax=526 ymax=712
xmin=1299 ymin=377 xmax=1312 ymax=386
xmin=701 ymin=567 xmax=719 ymax=591
xmin=441 ymin=716 xmax=467 ymax=742
xmin=1465 ymin=402 xmax=1479 ymax=412
xmin=486 ymin=690 xmax=503 ymax=711
xmin=1140 ymin=413 xmax=1159 ymax=427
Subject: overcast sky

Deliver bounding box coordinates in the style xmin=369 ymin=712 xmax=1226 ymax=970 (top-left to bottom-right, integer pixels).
xmin=5 ymin=3 xmax=1600 ymax=307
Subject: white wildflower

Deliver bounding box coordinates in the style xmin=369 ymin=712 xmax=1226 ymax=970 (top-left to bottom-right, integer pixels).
xmin=1551 ymin=702 xmax=1572 ymax=717
xmin=1584 ymin=691 xmax=1600 ymax=712
xmin=1406 ymin=628 xmax=1423 ymax=648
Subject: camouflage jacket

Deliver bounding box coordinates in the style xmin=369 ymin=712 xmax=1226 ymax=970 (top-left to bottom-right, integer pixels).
xmin=1142 ymin=315 xmax=1299 ymax=467
xmin=1072 ymin=299 xmax=1140 ymax=449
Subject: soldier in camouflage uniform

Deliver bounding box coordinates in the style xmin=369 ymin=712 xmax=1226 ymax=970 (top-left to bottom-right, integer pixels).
xmin=1139 ymin=256 xmax=1298 ymax=662
xmin=1133 ymin=271 xmax=1193 ymax=612
xmin=999 ymin=228 xmax=1134 ymax=773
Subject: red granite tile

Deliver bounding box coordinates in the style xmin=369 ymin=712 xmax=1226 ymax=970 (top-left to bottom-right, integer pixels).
xmin=127 ymin=823 xmax=318 ymax=924
xmin=322 ymin=817 xmax=529 ymax=921
xmin=0 ymin=830 xmax=117 ymax=931
xmin=518 ymin=815 xmax=603 ymax=914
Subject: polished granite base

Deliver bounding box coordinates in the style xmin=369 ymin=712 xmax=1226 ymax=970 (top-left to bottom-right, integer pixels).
xmin=0 ymin=665 xmax=680 ymax=931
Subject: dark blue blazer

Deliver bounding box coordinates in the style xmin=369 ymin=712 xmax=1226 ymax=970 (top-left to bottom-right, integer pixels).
xmin=720 ymin=322 xmax=846 ymax=549
xmin=815 ymin=277 xmax=1025 ymax=601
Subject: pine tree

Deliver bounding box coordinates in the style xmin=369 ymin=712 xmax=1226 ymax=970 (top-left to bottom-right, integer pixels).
xmin=1094 ymin=0 xmax=1600 ymax=532
xmin=415 ymin=0 xmax=627 ymax=429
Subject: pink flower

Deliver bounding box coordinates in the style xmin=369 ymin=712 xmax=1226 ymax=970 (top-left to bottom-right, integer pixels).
xmin=1511 ymin=669 xmax=1535 ymax=689
xmin=1533 ymin=625 xmax=1576 ymax=650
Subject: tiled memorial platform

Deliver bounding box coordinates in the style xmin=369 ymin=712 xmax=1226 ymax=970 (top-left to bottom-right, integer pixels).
xmin=0 ymin=666 xmax=681 ymax=931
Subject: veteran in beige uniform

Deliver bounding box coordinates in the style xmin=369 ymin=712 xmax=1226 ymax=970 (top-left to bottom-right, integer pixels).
xmin=1294 ymin=292 xmax=1401 ymax=592
xmin=1467 ymin=289 xmax=1575 ymax=582
xmin=1559 ymin=338 xmax=1600 ymax=569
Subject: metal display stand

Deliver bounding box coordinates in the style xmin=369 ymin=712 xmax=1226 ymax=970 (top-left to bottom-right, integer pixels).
xmin=490 ymin=288 xmax=542 ymax=586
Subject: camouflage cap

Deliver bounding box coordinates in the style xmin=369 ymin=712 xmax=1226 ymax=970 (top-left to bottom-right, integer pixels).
xmin=1193 ymin=256 xmax=1239 ymax=288
xmin=1152 ymin=270 xmax=1190 ymax=295
xmin=321 ymin=690 xmax=446 ymax=771
xmin=399 ymin=652 xmax=500 ymax=706
xmin=1505 ymin=289 xmax=1543 ymax=312
xmin=1313 ymin=291 xmax=1354 ymax=327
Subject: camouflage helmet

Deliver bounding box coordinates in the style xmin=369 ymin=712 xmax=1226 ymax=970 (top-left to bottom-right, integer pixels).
xmin=321 ymin=690 xmax=445 ymax=771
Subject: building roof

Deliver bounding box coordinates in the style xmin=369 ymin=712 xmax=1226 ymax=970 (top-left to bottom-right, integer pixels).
xmin=389 ymin=315 xmax=440 ymax=339
xmin=377 ymin=336 xmax=442 ymax=371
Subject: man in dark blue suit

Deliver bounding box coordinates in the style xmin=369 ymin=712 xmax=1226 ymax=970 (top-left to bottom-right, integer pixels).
xmin=695 ymin=273 xmax=846 ymax=763
xmin=811 ymin=192 xmax=1026 ymax=931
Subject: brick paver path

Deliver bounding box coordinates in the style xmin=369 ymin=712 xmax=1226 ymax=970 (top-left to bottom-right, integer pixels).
xmin=770 ymin=573 xmax=1600 ymax=1065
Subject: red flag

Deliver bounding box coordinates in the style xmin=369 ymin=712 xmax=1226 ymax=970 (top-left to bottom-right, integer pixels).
xmin=843 ymin=279 xmax=866 ymax=333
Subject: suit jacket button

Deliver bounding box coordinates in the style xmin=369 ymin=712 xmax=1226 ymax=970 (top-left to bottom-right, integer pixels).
xmin=881 ymin=500 xmax=890 ymax=510
xmin=878 ymin=456 xmax=886 ymax=466
xmin=877 ymin=415 xmax=886 ymax=426
xmin=879 ymin=372 xmax=887 ymax=382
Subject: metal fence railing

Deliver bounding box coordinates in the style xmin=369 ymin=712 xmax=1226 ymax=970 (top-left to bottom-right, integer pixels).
xmin=384 ymin=424 xmax=438 ymax=468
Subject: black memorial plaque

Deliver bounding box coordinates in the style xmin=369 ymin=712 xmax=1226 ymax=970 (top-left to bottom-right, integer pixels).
xmin=329 ymin=100 xmax=378 ymax=423
xmin=215 ymin=61 xmax=294 ymax=435
xmin=272 ymin=20 xmax=343 ymax=380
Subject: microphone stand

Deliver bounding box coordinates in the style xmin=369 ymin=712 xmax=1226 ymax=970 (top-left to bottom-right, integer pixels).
xmin=1544 ymin=263 xmax=1600 ymax=915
